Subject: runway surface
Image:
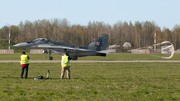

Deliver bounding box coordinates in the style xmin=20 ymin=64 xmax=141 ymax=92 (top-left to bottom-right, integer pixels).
xmin=0 ymin=60 xmax=180 ymax=63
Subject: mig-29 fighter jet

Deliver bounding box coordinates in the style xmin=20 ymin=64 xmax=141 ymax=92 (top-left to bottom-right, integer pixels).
xmin=13 ymin=34 xmax=115 ymax=60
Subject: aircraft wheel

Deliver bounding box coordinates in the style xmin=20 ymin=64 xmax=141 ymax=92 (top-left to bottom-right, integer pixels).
xmin=49 ymin=56 xmax=53 ymax=60
xmin=72 ymin=56 xmax=78 ymax=60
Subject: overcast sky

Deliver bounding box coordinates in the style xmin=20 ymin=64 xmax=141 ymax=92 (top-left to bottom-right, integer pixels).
xmin=0 ymin=0 xmax=179 ymax=30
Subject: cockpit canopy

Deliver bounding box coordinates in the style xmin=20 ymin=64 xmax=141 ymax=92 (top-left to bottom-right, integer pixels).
xmin=32 ymin=38 xmax=47 ymax=43
xmin=26 ymin=38 xmax=47 ymax=43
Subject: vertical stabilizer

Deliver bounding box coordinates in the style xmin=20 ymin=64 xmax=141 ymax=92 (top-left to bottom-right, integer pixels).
xmin=87 ymin=34 xmax=108 ymax=51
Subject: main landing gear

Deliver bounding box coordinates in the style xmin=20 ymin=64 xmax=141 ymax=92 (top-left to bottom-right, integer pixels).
xmin=64 ymin=49 xmax=78 ymax=60
xmin=43 ymin=49 xmax=53 ymax=60
xmin=71 ymin=56 xmax=78 ymax=60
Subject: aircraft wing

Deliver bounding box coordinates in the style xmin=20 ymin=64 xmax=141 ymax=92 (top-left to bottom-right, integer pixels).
xmin=38 ymin=45 xmax=116 ymax=54
xmin=38 ymin=45 xmax=94 ymax=52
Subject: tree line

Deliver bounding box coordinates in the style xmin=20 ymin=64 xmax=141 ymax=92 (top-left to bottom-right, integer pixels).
xmin=0 ymin=18 xmax=180 ymax=51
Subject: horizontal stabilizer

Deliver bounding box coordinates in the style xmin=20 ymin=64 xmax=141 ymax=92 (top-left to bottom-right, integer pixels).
xmin=96 ymin=50 xmax=116 ymax=54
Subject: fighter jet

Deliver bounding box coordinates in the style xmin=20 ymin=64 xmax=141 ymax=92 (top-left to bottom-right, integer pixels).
xmin=13 ymin=34 xmax=115 ymax=60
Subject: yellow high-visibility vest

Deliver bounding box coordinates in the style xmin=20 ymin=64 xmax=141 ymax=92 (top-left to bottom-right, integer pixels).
xmin=61 ymin=55 xmax=70 ymax=66
xmin=20 ymin=55 xmax=29 ymax=64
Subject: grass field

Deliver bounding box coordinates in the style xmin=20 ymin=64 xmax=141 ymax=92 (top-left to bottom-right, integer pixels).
xmin=0 ymin=53 xmax=179 ymax=60
xmin=1 ymin=62 xmax=180 ymax=101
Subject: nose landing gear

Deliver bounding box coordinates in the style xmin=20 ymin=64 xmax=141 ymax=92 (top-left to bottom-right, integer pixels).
xmin=49 ymin=50 xmax=53 ymax=60
xmin=49 ymin=56 xmax=53 ymax=60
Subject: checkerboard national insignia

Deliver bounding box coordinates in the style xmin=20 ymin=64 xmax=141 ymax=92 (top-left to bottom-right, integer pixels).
xmin=96 ymin=42 xmax=100 ymax=46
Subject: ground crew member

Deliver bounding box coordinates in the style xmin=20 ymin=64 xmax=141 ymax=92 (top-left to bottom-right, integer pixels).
xmin=20 ymin=51 xmax=30 ymax=79
xmin=61 ymin=52 xmax=71 ymax=79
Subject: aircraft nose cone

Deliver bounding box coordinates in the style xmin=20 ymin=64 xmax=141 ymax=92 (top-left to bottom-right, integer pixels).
xmin=13 ymin=43 xmax=29 ymax=48
xmin=13 ymin=44 xmax=18 ymax=47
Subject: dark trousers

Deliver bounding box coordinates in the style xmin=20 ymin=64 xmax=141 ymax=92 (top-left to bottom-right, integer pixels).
xmin=21 ymin=66 xmax=28 ymax=79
